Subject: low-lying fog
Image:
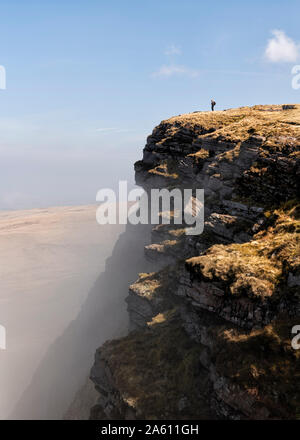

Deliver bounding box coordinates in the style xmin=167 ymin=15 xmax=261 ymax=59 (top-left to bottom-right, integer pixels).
xmin=0 ymin=205 xmax=125 ymax=419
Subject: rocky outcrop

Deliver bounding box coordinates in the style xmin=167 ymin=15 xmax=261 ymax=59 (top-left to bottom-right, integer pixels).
xmin=90 ymin=105 xmax=300 ymax=420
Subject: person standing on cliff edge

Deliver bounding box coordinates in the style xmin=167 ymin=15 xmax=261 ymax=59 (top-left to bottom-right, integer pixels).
xmin=211 ymin=99 xmax=216 ymax=111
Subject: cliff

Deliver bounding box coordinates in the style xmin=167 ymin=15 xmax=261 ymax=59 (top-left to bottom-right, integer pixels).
xmin=90 ymin=105 xmax=300 ymax=420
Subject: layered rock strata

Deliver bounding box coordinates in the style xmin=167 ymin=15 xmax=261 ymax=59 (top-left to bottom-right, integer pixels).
xmin=90 ymin=105 xmax=300 ymax=420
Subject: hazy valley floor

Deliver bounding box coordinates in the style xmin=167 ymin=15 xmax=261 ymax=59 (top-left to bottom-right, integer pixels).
xmin=0 ymin=205 xmax=125 ymax=419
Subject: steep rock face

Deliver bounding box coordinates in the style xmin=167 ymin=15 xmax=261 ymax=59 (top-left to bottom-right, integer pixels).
xmin=90 ymin=105 xmax=300 ymax=420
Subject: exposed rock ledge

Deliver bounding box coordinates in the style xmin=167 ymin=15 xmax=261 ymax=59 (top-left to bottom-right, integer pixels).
xmin=90 ymin=105 xmax=300 ymax=420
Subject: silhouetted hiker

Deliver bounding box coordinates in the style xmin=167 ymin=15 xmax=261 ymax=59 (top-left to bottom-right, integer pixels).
xmin=211 ymin=99 xmax=216 ymax=111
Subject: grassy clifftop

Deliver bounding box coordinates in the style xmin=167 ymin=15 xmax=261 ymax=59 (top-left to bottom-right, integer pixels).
xmin=137 ymin=104 xmax=299 ymax=206
xmin=161 ymin=104 xmax=300 ymax=149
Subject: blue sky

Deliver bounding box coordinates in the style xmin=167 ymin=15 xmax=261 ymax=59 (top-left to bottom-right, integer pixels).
xmin=0 ymin=0 xmax=299 ymax=209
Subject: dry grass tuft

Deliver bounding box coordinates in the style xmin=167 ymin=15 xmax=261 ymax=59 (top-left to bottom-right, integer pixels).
xmin=186 ymin=203 xmax=300 ymax=300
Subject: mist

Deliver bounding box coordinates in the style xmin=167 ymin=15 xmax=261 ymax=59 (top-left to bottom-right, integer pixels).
xmin=0 ymin=147 xmax=140 ymax=211
xmin=6 ymin=218 xmax=157 ymax=419
xmin=0 ymin=205 xmax=129 ymax=419
xmin=0 ymin=109 xmax=153 ymax=419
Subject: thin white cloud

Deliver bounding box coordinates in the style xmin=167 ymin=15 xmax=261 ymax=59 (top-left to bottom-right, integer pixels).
xmin=153 ymin=45 xmax=199 ymax=78
xmin=265 ymin=30 xmax=300 ymax=63
xmin=152 ymin=64 xmax=200 ymax=78
xmin=165 ymin=44 xmax=181 ymax=56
